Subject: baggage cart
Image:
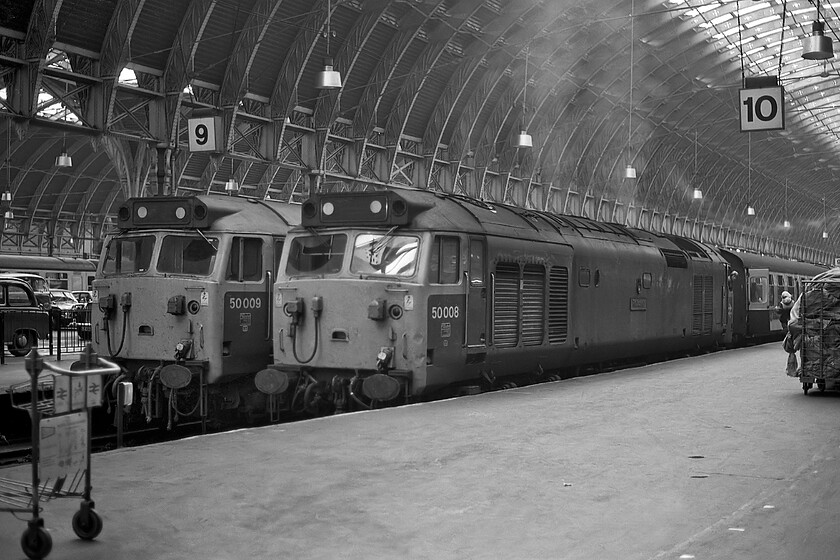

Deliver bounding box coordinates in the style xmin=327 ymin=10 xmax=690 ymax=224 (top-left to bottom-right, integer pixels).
xmin=0 ymin=345 xmax=119 ymax=559
xmin=797 ymin=278 xmax=840 ymax=394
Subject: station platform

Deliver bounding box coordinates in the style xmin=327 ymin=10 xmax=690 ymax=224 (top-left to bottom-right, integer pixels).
xmin=2 ymin=343 xmax=839 ymax=560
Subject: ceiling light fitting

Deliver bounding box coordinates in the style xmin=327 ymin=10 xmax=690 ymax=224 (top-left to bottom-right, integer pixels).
xmin=624 ymin=0 xmax=636 ymax=179
xmin=692 ymin=131 xmax=702 ymax=200
xmin=55 ymin=132 xmax=72 ymax=167
xmin=512 ymin=47 xmax=532 ymax=149
xmin=315 ymin=0 xmax=342 ymax=89
xmin=802 ymin=4 xmax=834 ymax=60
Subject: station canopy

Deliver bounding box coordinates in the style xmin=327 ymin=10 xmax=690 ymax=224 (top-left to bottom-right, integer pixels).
xmin=1 ymin=0 xmax=839 ymax=264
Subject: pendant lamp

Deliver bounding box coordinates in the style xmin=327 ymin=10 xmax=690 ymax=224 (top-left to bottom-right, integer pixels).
xmin=512 ymin=47 xmax=532 ymax=148
xmin=315 ymin=0 xmax=342 ymax=89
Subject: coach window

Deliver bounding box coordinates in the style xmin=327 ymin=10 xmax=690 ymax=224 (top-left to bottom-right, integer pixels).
xmin=578 ymin=267 xmax=590 ymax=287
xmin=227 ymin=237 xmax=263 ymax=281
xmin=469 ymin=238 xmax=485 ymax=286
xmin=749 ymin=276 xmax=767 ymax=304
xmin=430 ymin=236 xmax=460 ymax=284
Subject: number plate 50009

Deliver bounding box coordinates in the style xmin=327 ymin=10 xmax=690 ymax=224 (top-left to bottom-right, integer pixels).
xmin=228 ymin=296 xmax=263 ymax=309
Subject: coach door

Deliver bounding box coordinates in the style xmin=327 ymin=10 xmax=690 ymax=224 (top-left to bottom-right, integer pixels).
xmin=466 ymin=237 xmax=487 ymax=349
xmin=747 ymin=267 xmax=771 ymax=335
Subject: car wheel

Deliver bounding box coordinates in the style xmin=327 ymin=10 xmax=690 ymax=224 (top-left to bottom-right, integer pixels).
xmin=8 ymin=330 xmax=36 ymax=357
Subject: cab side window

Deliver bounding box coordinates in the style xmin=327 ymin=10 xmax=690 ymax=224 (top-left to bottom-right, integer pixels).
xmin=227 ymin=237 xmax=264 ymax=281
xmin=430 ymin=236 xmax=460 ymax=284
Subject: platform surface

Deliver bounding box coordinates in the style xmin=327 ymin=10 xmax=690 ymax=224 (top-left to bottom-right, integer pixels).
xmin=2 ymin=343 xmax=839 ymax=560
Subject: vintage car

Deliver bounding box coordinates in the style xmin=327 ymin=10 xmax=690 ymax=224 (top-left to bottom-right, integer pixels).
xmin=0 ymin=276 xmax=50 ymax=356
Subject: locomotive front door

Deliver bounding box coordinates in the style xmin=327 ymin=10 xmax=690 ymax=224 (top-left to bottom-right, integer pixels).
xmin=466 ymin=237 xmax=487 ymax=349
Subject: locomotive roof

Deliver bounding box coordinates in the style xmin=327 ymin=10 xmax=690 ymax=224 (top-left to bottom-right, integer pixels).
xmin=118 ymin=194 xmax=300 ymax=235
xmin=305 ymin=187 xmax=722 ymax=259
xmin=199 ymin=195 xmax=300 ymax=234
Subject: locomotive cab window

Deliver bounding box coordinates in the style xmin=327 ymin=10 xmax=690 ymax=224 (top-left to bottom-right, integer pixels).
xmin=286 ymin=234 xmax=347 ymax=276
xmin=226 ymin=237 xmax=263 ymax=281
xmin=159 ymin=234 xmax=219 ymax=276
xmin=578 ymin=267 xmax=590 ymax=287
xmin=430 ymin=236 xmax=460 ymax=284
xmin=102 ymin=235 xmax=155 ymax=275
xmin=469 ymin=238 xmax=485 ymax=286
xmin=350 ymin=233 xmax=419 ymax=277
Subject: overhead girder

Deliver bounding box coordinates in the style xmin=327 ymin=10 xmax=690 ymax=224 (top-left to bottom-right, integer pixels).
xmin=312 ymin=4 xmax=389 ymax=188
xmin=349 ymin=2 xmax=442 ymax=187
xmin=0 ymin=0 xmax=838 ymax=264
xmin=100 ymin=0 xmax=146 ymax=129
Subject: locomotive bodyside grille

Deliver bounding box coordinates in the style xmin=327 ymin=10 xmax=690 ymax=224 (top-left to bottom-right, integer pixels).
xmin=521 ymin=265 xmax=545 ymax=346
xmin=548 ymin=266 xmax=569 ymax=344
xmin=493 ymin=263 xmax=519 ymax=348
xmin=692 ymin=274 xmax=714 ymax=335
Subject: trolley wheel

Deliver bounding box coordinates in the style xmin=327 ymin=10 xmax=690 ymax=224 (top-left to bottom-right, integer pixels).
xmin=803 ymin=382 xmax=813 ymax=395
xmin=21 ymin=525 xmax=52 ymax=560
xmin=72 ymin=508 xmax=103 ymax=540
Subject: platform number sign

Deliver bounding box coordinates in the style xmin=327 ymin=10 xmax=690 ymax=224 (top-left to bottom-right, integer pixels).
xmin=739 ymin=86 xmax=785 ymax=132
xmin=188 ymin=116 xmax=222 ymax=152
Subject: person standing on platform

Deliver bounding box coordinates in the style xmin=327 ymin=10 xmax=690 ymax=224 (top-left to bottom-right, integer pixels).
xmin=777 ymin=291 xmax=794 ymax=331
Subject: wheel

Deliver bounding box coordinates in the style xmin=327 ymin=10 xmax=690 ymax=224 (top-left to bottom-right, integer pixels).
xmin=818 ymin=380 xmax=827 ymax=392
xmin=20 ymin=525 xmax=52 ymax=559
xmin=803 ymin=382 xmax=813 ymax=395
xmin=303 ymin=381 xmax=333 ymax=416
xmin=72 ymin=508 xmax=103 ymax=540
xmin=8 ymin=331 xmax=36 ymax=357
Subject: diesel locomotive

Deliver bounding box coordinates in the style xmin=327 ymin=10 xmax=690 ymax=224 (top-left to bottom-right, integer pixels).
xmin=263 ymin=187 xmax=825 ymax=414
xmin=88 ymin=194 xmax=299 ymax=428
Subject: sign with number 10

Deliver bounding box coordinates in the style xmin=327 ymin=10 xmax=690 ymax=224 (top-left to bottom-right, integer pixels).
xmin=739 ymin=86 xmax=785 ymax=132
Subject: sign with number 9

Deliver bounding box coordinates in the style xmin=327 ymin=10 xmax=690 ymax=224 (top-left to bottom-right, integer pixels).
xmin=188 ymin=116 xmax=221 ymax=152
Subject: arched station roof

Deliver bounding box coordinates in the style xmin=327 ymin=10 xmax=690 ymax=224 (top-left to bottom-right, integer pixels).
xmin=0 ymin=0 xmax=839 ymax=263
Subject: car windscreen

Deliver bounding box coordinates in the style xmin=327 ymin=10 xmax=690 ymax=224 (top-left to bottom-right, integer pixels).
xmin=158 ymin=234 xmax=219 ymax=276
xmin=102 ymin=235 xmax=155 ymax=276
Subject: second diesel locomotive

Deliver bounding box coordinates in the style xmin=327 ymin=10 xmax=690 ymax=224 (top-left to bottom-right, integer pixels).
xmin=262 ymin=187 xmax=825 ymax=413
xmin=89 ymin=194 xmax=299 ymax=428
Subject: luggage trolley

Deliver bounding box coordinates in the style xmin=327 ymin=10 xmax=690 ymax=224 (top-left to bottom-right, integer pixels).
xmin=797 ymin=278 xmax=840 ymax=394
xmin=0 ymin=345 xmax=119 ymax=559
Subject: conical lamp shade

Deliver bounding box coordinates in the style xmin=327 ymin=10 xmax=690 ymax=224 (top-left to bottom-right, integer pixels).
xmin=55 ymin=152 xmax=72 ymax=167
xmin=802 ymin=21 xmax=834 ymax=60
xmin=512 ymin=130 xmax=532 ymax=148
xmin=316 ymin=58 xmax=342 ymax=89
xmin=624 ymin=165 xmax=636 ymax=179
